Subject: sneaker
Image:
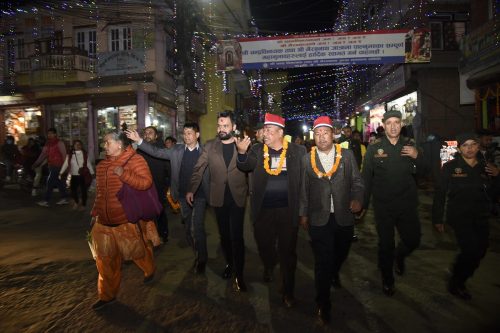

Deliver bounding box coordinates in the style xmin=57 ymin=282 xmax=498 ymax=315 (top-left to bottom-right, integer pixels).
xmin=37 ymin=201 xmax=49 ymax=207
xmin=91 ymin=298 xmax=116 ymax=310
xmin=56 ymin=198 xmax=69 ymax=205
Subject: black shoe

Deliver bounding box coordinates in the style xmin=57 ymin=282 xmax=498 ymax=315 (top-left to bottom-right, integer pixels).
xmin=143 ymin=272 xmax=155 ymax=284
xmin=233 ymin=277 xmax=247 ymax=292
xmin=332 ymin=274 xmax=342 ymax=289
xmin=448 ymin=280 xmax=471 ymax=300
xmin=317 ymin=307 xmax=331 ymax=325
xmin=282 ymin=294 xmax=296 ymax=308
xmin=161 ymin=234 xmax=169 ymax=243
xmin=263 ymin=267 xmax=274 ymax=282
xmin=352 ymin=234 xmax=358 ymax=242
xmin=395 ymin=256 xmax=405 ymax=276
xmin=221 ymin=265 xmax=232 ymax=279
xmin=195 ymin=261 xmax=206 ymax=275
xmin=92 ymin=298 xmax=116 ymax=310
xmin=382 ymin=282 xmax=395 ymax=296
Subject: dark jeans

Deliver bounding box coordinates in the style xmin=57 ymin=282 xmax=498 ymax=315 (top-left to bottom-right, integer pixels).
xmin=255 ymin=207 xmax=298 ymax=297
xmin=450 ymin=220 xmax=489 ymax=286
xmin=309 ymin=214 xmax=354 ymax=309
xmin=44 ymin=166 xmax=68 ymax=202
xmin=374 ymin=206 xmax=421 ymax=285
xmin=70 ymin=175 xmax=88 ymax=206
xmin=213 ymin=197 xmax=245 ymax=278
xmin=180 ymin=197 xmax=208 ymax=263
xmin=156 ymin=204 xmax=169 ymax=239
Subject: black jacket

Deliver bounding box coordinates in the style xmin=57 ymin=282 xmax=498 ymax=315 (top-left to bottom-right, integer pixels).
xmin=432 ymin=154 xmax=499 ymax=226
xmin=237 ymin=142 xmax=306 ymax=226
xmin=137 ymin=140 xmax=169 ymax=202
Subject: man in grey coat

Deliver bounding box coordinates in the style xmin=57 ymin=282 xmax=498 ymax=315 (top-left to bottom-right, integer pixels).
xmin=125 ymin=123 xmax=210 ymax=274
xmin=299 ymin=116 xmax=364 ymax=325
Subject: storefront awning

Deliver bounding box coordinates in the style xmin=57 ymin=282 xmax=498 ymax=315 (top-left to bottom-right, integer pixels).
xmin=466 ymin=63 xmax=500 ymax=89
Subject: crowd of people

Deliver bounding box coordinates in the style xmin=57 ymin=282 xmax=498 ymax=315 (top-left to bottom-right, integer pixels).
xmin=1 ymin=112 xmax=498 ymax=326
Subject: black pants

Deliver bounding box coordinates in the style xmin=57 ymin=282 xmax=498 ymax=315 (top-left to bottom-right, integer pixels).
xmin=156 ymin=203 xmax=169 ymax=239
xmin=309 ymin=214 xmax=353 ymax=309
xmin=213 ymin=197 xmax=245 ymax=278
xmin=450 ymin=220 xmax=489 ymax=286
xmin=70 ymin=175 xmax=87 ymax=206
xmin=374 ymin=206 xmax=421 ymax=285
xmin=255 ymin=207 xmax=298 ymax=297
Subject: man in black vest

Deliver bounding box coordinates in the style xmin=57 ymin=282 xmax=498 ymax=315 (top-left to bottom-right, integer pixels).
xmin=236 ymin=113 xmax=306 ymax=308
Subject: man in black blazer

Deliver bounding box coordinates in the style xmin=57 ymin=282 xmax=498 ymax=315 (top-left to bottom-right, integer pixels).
xmin=299 ymin=116 xmax=364 ymax=325
xmin=236 ymin=113 xmax=307 ymax=308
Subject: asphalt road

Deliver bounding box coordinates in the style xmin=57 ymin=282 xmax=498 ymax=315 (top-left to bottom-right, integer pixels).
xmin=1 ymin=184 xmax=499 ymax=333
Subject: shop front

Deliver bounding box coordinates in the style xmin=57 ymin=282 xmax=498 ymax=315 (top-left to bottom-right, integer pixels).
xmin=49 ymin=103 xmax=89 ymax=149
xmin=3 ymin=106 xmax=43 ymax=145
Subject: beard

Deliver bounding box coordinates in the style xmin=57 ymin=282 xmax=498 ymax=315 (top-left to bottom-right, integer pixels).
xmin=218 ymin=131 xmax=232 ymax=140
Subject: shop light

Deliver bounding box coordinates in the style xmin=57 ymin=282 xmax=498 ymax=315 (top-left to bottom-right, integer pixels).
xmin=302 ymin=125 xmax=308 ymax=133
xmin=25 ymin=107 xmax=37 ymax=111
xmin=364 ymin=105 xmax=370 ymax=111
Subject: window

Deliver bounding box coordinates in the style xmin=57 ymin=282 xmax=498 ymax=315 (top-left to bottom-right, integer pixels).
xmin=109 ymin=26 xmax=132 ymax=51
xmin=88 ymin=30 xmax=96 ymax=57
xmin=430 ymin=22 xmax=443 ymax=50
xmin=74 ymin=28 xmax=97 ymax=57
xmin=17 ymin=38 xmax=25 ymax=58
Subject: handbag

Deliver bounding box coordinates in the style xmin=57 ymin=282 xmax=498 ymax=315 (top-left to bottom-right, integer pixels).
xmin=75 ymin=151 xmax=93 ymax=187
xmin=116 ymin=154 xmax=163 ymax=223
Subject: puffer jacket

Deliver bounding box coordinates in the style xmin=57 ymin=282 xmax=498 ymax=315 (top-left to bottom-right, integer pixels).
xmin=91 ymin=147 xmax=153 ymax=225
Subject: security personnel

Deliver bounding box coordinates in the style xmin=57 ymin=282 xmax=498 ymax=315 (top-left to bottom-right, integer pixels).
xmin=432 ymin=133 xmax=499 ymax=300
xmin=361 ymin=109 xmax=424 ymax=296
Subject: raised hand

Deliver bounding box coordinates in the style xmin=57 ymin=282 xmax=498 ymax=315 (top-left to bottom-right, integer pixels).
xmin=124 ymin=129 xmax=141 ymax=142
xmin=235 ymin=136 xmax=252 ymax=154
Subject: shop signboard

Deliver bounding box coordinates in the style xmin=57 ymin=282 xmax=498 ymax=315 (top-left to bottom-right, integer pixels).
xmin=440 ymin=141 xmax=458 ymax=166
xmin=97 ymin=50 xmax=146 ymax=76
xmin=217 ymin=29 xmax=431 ymax=70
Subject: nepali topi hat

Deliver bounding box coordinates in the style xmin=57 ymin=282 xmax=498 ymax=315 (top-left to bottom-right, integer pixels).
xmin=313 ymin=116 xmax=333 ymax=130
xmin=264 ymin=113 xmax=285 ymax=128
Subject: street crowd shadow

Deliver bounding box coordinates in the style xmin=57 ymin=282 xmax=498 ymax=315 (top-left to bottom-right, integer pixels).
xmin=96 ymin=301 xmax=166 ymax=332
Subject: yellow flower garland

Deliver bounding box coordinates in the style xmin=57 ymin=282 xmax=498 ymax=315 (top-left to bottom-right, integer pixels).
xmin=263 ymin=139 xmax=288 ymax=175
xmin=311 ymin=145 xmax=342 ymax=178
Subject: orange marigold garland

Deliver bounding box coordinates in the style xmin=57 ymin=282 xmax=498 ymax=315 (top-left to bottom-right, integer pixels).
xmin=263 ymin=139 xmax=288 ymax=175
xmin=311 ymin=144 xmax=342 ymax=178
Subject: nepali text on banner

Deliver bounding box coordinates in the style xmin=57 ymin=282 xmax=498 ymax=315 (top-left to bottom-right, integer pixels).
xmin=216 ymin=29 xmax=431 ymax=71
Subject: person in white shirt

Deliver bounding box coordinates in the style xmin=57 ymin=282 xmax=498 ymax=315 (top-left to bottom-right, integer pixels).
xmin=59 ymin=140 xmax=94 ymax=210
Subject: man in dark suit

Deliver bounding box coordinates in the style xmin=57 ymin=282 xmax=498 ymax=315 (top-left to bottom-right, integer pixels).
xmin=136 ymin=126 xmax=170 ymax=243
xmin=299 ymin=116 xmax=364 ymax=325
xmin=236 ymin=113 xmax=306 ymax=308
xmin=125 ymin=123 xmax=210 ymax=274
xmin=187 ymin=111 xmax=248 ymax=292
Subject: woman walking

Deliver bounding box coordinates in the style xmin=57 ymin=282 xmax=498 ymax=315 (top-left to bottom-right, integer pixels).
xmin=90 ymin=131 xmax=159 ymax=310
xmin=59 ymin=140 xmax=94 ymax=210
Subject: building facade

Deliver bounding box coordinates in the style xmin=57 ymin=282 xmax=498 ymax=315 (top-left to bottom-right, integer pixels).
xmin=0 ymin=1 xmax=180 ymax=160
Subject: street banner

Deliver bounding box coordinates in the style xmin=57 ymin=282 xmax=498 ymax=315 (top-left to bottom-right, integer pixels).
xmin=217 ymin=29 xmax=431 ymax=70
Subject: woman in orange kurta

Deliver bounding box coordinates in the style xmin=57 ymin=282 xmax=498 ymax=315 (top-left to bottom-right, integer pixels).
xmin=90 ymin=132 xmax=159 ymax=310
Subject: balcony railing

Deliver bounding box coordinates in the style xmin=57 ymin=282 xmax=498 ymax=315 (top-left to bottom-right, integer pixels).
xmin=15 ymin=47 xmax=96 ymax=73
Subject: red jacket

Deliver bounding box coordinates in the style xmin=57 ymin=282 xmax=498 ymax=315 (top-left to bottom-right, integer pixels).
xmin=91 ymin=147 xmax=152 ymax=225
xmin=33 ymin=138 xmax=66 ymax=168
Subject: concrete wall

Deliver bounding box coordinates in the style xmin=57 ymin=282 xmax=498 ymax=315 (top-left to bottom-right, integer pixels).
xmin=418 ymin=68 xmax=474 ymax=140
